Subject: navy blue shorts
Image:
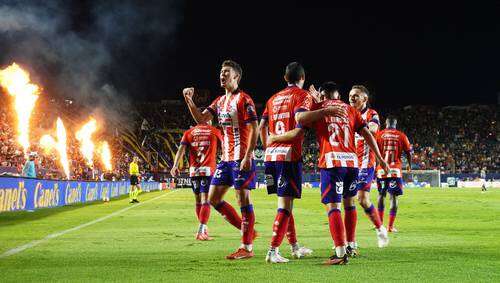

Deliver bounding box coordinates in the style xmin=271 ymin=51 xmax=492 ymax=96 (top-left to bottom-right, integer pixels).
xmin=264 ymin=161 xmax=302 ymax=199
xmin=377 ymin=177 xmax=404 ymax=196
xmin=191 ymin=176 xmax=212 ymax=194
xmin=356 ymin=167 xmax=376 ymax=192
xmin=210 ymin=160 xmax=256 ymax=190
xmin=320 ymin=167 xmax=359 ymax=204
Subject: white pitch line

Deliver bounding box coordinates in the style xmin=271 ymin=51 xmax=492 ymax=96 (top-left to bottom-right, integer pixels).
xmin=0 ymin=190 xmax=178 ymax=259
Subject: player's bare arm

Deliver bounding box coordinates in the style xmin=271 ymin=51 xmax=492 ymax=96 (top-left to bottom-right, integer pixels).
xmin=258 ymin=119 xmax=268 ymax=150
xmin=268 ymin=128 xmax=304 ymax=145
xmin=183 ymin=87 xmax=213 ymax=124
xmin=170 ymin=144 xmax=186 ymax=177
xmin=405 ymin=150 xmax=412 ymax=172
xmin=241 ymin=120 xmax=258 ymax=171
xmin=295 ymin=106 xmax=347 ymax=126
xmin=359 ymin=127 xmax=389 ymax=173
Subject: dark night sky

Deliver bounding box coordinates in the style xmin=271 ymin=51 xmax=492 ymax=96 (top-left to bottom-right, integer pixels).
xmin=6 ymin=1 xmax=500 ymax=106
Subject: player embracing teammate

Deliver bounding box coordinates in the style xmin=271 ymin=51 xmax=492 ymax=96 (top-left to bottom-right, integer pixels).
xmin=183 ymin=60 xmax=259 ymax=260
xmin=259 ymin=62 xmax=318 ymax=263
xmin=349 ymin=86 xmax=389 ymax=253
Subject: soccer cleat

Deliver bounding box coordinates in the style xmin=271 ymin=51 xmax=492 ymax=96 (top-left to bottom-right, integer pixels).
xmin=226 ymin=248 xmax=254 ymax=260
xmin=388 ymin=227 xmax=398 ymax=233
xmin=291 ymin=245 xmax=313 ymax=259
xmin=376 ymin=226 xmax=389 ymax=248
xmin=265 ymin=248 xmax=289 ymax=263
xmin=324 ymin=254 xmax=349 ymax=265
xmin=195 ymin=233 xmax=213 ymax=241
xmin=129 ymin=200 xmax=135 ymax=204
xmin=346 ymin=246 xmax=359 ymax=258
xmin=132 ymin=199 xmax=140 ymax=203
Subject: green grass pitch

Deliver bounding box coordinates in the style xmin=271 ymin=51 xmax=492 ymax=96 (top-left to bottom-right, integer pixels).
xmin=1 ymin=188 xmax=499 ymax=282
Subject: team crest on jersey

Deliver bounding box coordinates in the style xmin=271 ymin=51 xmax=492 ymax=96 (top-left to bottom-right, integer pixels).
xmin=335 ymin=182 xmax=344 ymax=194
xmin=246 ymin=104 xmax=255 ymax=115
xmin=389 ymin=180 xmax=397 ymax=188
xmin=200 ymin=179 xmax=207 ymax=186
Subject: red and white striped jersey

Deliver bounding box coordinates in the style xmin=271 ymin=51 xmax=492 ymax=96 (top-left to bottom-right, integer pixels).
xmin=302 ymin=97 xmax=366 ymax=169
xmin=180 ymin=125 xmax=222 ymax=177
xmin=207 ymin=91 xmax=258 ymax=161
xmin=354 ymin=108 xmax=380 ymax=169
xmin=261 ymin=85 xmax=308 ymax=162
xmin=376 ymin=128 xmax=412 ymax=178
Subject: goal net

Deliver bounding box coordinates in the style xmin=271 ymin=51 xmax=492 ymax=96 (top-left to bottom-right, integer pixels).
xmin=402 ymin=170 xmax=441 ymax=188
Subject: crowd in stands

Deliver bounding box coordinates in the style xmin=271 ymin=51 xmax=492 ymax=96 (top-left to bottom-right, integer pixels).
xmin=1 ymin=92 xmax=498 ymax=180
xmin=0 ymin=98 xmax=130 ymax=180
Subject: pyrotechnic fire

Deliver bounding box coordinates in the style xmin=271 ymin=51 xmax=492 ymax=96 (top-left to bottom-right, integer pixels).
xmin=100 ymin=141 xmax=112 ymax=171
xmin=0 ymin=63 xmax=40 ymax=155
xmin=56 ymin=118 xmax=70 ymax=179
xmin=40 ymin=134 xmax=56 ymax=153
xmin=76 ymin=118 xmax=97 ymax=168
xmin=40 ymin=118 xmax=70 ymax=179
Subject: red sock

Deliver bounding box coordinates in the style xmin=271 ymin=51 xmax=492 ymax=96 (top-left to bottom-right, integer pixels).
xmin=364 ymin=204 xmax=382 ymax=229
xmin=344 ymin=206 xmax=357 ymax=243
xmin=270 ymin=209 xmax=290 ymax=248
xmin=286 ymin=213 xmax=297 ymax=245
xmin=389 ymin=209 xmax=397 ymax=229
xmin=195 ymin=203 xmax=202 ymax=220
xmin=328 ymin=208 xmax=345 ymax=247
xmin=241 ymin=205 xmax=255 ymax=245
xmin=214 ymin=201 xmax=242 ymax=229
xmin=378 ymin=209 xmax=385 ymax=225
xmin=199 ymin=203 xmax=211 ymax=225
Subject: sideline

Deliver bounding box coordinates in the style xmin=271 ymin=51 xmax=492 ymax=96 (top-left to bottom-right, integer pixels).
xmin=0 ymin=190 xmax=178 ymax=259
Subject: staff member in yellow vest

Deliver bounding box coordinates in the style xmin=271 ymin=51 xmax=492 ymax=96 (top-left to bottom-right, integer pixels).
xmin=129 ymin=156 xmax=142 ymax=203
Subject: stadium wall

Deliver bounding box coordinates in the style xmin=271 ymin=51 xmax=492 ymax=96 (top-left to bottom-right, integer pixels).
xmin=0 ymin=177 xmax=164 ymax=213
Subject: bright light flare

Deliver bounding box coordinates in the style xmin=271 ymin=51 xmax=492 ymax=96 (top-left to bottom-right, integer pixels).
xmin=0 ymin=63 xmax=39 ymax=155
xmin=100 ymin=141 xmax=112 ymax=171
xmin=75 ymin=118 xmax=97 ymax=168
xmin=56 ymin=118 xmax=70 ymax=179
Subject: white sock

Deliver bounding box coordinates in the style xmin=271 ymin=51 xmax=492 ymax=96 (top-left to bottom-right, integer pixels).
xmin=291 ymin=243 xmax=300 ymax=250
xmin=348 ymin=242 xmax=357 ymax=249
xmin=242 ymin=244 xmax=253 ymax=251
xmin=335 ymin=246 xmax=346 ymax=257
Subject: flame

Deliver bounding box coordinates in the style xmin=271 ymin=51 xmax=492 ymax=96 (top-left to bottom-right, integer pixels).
xmin=40 ymin=134 xmax=56 ymax=154
xmin=75 ymin=118 xmax=97 ymax=168
xmin=0 ymin=63 xmax=39 ymax=154
xmin=56 ymin=118 xmax=70 ymax=179
xmin=100 ymin=141 xmax=112 ymax=171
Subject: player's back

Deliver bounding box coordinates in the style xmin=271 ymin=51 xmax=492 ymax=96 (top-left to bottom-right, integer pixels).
xmin=313 ymin=99 xmax=366 ymax=168
xmin=181 ymin=125 xmax=222 ymax=177
xmin=263 ymin=85 xmax=308 ymax=162
xmin=376 ymin=128 xmax=411 ymax=177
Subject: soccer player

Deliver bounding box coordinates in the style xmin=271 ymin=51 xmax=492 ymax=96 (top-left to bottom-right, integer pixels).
xmin=129 ymin=156 xmax=141 ymax=203
xmin=171 ymin=122 xmax=222 ymax=240
xmin=272 ymin=82 xmax=388 ymax=265
xmin=348 ymin=85 xmax=389 ymax=254
xmin=376 ymin=116 xmax=412 ymax=232
xmin=183 ymin=60 xmax=259 ymax=260
xmin=258 ymin=62 xmax=314 ymax=263
xmin=480 ymin=167 xmax=487 ymax=192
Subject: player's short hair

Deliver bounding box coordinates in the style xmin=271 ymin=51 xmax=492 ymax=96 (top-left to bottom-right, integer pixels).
xmin=352 ymin=85 xmax=369 ymax=96
xmin=386 ymin=115 xmax=398 ymax=128
xmin=222 ymin=60 xmax=243 ymax=83
xmin=284 ymin=62 xmax=305 ymax=83
xmin=319 ymin=81 xmax=339 ymax=99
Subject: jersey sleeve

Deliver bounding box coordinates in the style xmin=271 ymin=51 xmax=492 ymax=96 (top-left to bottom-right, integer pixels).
xmin=261 ymin=103 xmax=269 ymax=121
xmin=206 ymin=97 xmax=219 ymax=117
xmin=213 ymin=127 xmax=223 ymax=145
xmin=180 ymin=131 xmax=190 ymax=146
xmin=296 ymin=93 xmax=314 ymax=112
xmin=353 ymin=107 xmax=367 ymax=133
xmin=369 ymin=110 xmax=380 ymax=125
xmin=241 ymin=95 xmax=258 ymax=123
xmin=401 ymin=133 xmax=412 ymax=152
